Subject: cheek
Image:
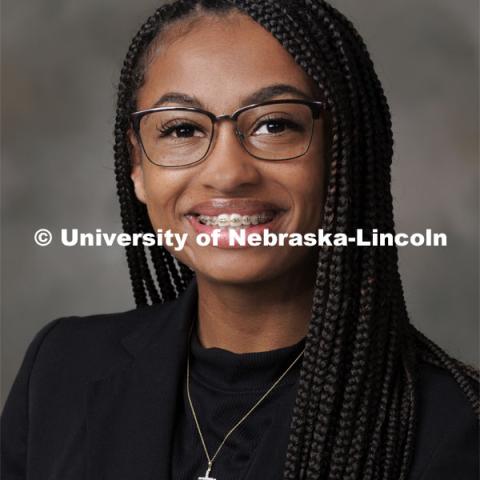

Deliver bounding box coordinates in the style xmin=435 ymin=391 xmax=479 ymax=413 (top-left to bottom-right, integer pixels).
xmin=285 ymin=155 xmax=327 ymax=229
xmin=141 ymin=169 xmax=188 ymax=230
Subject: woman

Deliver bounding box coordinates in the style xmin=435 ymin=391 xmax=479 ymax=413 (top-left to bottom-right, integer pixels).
xmin=2 ymin=0 xmax=478 ymax=479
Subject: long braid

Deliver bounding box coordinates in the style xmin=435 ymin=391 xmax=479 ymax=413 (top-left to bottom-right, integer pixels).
xmin=314 ymin=11 xmax=377 ymax=480
xmin=113 ymin=0 xmax=197 ymax=306
xmin=320 ymin=8 xmax=416 ymax=480
xmin=112 ymin=1 xmax=479 ymax=479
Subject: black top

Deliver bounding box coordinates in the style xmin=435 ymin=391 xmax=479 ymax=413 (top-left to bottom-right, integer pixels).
xmin=1 ymin=279 xmax=479 ymax=480
xmin=171 ymin=322 xmax=305 ymax=479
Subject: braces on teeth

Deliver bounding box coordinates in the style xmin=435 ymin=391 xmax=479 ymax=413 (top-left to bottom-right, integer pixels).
xmin=198 ymin=213 xmax=274 ymax=227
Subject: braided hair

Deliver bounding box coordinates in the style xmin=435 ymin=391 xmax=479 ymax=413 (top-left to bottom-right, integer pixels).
xmin=113 ymin=1 xmax=479 ymax=478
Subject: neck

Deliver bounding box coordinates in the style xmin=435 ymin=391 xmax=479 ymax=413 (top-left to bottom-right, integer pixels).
xmin=195 ymin=266 xmax=316 ymax=353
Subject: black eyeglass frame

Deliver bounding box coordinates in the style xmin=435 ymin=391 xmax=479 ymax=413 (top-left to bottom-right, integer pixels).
xmin=130 ymin=99 xmax=325 ymax=168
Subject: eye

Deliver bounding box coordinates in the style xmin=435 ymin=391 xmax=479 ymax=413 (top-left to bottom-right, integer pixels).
xmin=156 ymin=120 xmax=206 ymax=138
xmin=251 ymin=117 xmax=303 ymax=136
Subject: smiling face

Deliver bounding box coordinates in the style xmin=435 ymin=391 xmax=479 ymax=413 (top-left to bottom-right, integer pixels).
xmin=129 ymin=11 xmax=328 ymax=287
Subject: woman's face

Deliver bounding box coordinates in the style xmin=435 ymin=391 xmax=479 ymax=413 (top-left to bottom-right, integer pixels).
xmin=130 ymin=12 xmax=327 ymax=286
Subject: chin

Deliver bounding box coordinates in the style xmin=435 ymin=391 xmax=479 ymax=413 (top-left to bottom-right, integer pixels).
xmin=182 ymin=246 xmax=312 ymax=286
xmin=197 ymin=266 xmax=281 ymax=286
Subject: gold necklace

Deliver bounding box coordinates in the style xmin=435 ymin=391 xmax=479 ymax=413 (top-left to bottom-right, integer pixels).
xmin=186 ymin=328 xmax=305 ymax=480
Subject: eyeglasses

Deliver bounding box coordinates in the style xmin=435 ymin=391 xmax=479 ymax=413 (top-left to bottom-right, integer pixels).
xmin=130 ymin=99 xmax=324 ymax=167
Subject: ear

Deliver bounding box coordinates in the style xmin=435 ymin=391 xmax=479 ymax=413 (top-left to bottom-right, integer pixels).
xmin=128 ymin=129 xmax=147 ymax=204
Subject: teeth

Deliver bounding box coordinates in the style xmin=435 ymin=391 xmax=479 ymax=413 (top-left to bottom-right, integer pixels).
xmin=197 ymin=212 xmax=274 ymax=227
xmin=229 ymin=214 xmax=243 ymax=227
xmin=217 ymin=214 xmax=230 ymax=227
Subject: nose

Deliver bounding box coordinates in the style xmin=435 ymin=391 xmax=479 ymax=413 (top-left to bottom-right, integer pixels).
xmin=196 ymin=121 xmax=262 ymax=193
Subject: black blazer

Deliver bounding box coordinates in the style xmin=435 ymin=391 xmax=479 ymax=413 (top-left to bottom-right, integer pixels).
xmin=2 ymin=280 xmax=478 ymax=479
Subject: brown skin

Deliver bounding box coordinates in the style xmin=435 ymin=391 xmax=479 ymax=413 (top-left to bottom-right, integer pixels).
xmin=130 ymin=12 xmax=327 ymax=353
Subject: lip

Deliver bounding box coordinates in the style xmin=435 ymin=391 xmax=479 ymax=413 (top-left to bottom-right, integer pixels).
xmin=184 ymin=198 xmax=287 ymax=249
xmin=186 ymin=212 xmax=285 ymax=249
xmin=185 ymin=198 xmax=286 ymax=216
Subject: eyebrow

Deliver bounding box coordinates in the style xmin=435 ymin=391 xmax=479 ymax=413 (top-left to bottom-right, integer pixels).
xmin=152 ymin=92 xmax=201 ymax=108
xmin=150 ymin=83 xmax=313 ymax=109
xmin=242 ymin=84 xmax=312 ymax=105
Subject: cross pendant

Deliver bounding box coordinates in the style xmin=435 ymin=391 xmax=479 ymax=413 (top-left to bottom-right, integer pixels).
xmin=198 ymin=465 xmax=216 ymax=480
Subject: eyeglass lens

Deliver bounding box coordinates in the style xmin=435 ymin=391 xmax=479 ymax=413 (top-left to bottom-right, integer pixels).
xmin=138 ymin=102 xmax=314 ymax=167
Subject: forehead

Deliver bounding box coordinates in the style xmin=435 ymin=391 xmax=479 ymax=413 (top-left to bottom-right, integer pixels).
xmin=136 ymin=12 xmax=318 ymax=113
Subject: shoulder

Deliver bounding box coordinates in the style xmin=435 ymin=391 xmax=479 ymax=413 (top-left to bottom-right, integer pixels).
xmin=0 ymin=296 xmax=191 ymax=477
xmin=416 ymin=360 xmax=477 ymax=421
xmin=7 ymin=280 xmax=197 ymax=402
xmin=27 ymin=300 xmax=179 ymax=384
xmin=410 ymin=360 xmax=479 ymax=480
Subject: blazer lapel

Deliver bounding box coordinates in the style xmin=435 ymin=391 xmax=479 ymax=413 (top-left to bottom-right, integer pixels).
xmin=86 ymin=280 xmax=198 ymax=480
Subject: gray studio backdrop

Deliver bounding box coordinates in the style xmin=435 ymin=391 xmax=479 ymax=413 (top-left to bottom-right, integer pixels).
xmin=2 ymin=0 xmax=479 ymax=405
